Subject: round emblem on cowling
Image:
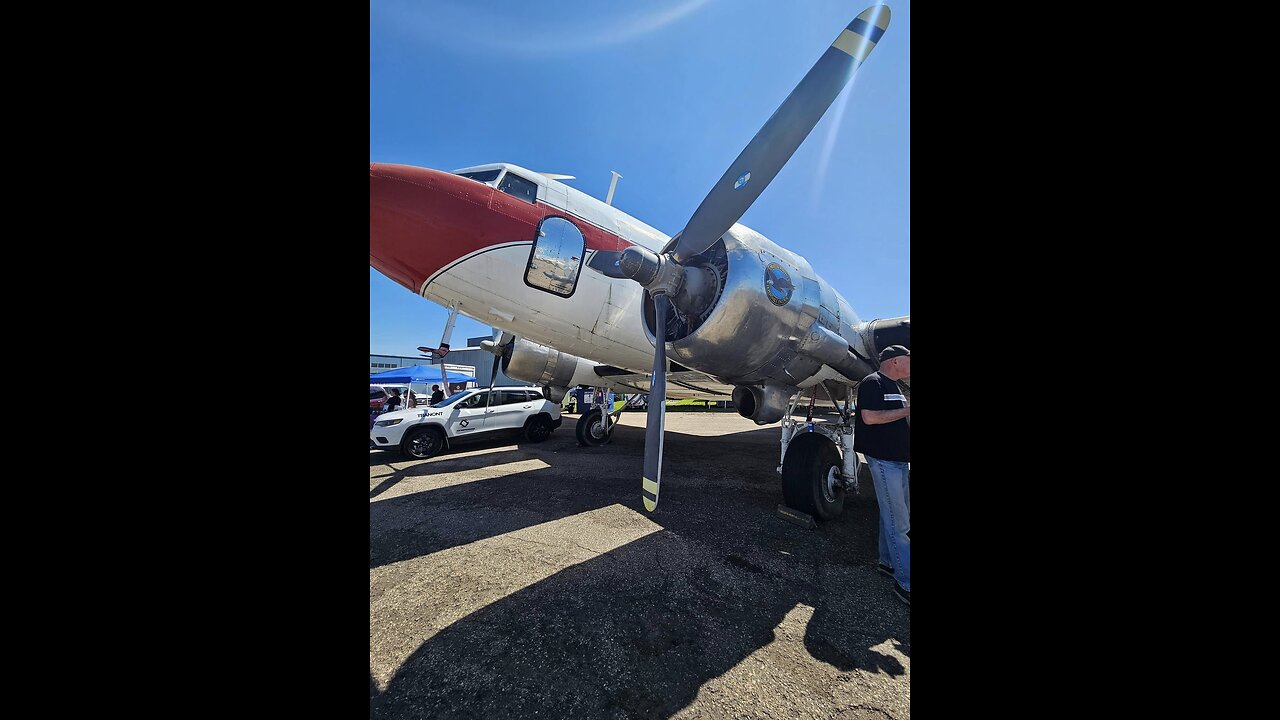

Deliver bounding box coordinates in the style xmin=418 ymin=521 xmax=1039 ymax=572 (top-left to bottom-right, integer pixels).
xmin=764 ymin=262 xmax=793 ymax=306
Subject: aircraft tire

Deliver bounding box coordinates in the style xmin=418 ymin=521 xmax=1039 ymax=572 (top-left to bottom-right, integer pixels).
xmin=781 ymin=432 xmax=845 ymax=520
xmin=576 ymin=409 xmax=611 ymax=446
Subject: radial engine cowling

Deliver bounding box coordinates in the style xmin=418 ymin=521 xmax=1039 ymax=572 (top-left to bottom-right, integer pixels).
xmin=639 ymin=225 xmax=876 ymax=424
xmin=501 ymin=338 xmax=601 ymax=403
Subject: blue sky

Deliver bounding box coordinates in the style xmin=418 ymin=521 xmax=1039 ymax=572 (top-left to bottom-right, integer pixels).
xmin=371 ymin=0 xmax=909 ymax=357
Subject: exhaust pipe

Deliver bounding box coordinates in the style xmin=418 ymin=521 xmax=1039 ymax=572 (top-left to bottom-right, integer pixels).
xmin=732 ymin=384 xmax=798 ymax=425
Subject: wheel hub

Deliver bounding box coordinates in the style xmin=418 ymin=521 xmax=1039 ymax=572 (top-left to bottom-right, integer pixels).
xmin=823 ymin=466 xmax=841 ymax=503
xmin=412 ymin=434 xmax=437 ymax=456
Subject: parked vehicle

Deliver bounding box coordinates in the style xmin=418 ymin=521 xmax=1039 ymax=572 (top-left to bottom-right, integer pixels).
xmin=370 ymin=386 xmax=562 ymax=459
xmin=370 ymin=384 xmax=411 ymax=413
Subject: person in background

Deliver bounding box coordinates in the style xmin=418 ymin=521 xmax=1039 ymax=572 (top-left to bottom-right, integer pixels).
xmin=385 ymin=388 xmax=403 ymax=412
xmin=406 ymin=389 xmax=419 ymax=409
xmin=430 ymin=384 xmax=445 ymax=405
xmin=854 ymin=344 xmax=911 ymax=607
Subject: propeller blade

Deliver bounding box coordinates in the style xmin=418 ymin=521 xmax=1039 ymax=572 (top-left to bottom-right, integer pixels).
xmin=669 ymin=4 xmax=891 ymax=263
xmin=488 ymin=329 xmax=502 ymax=390
xmin=642 ymin=293 xmax=670 ymax=512
xmin=485 ymin=330 xmax=502 ymax=413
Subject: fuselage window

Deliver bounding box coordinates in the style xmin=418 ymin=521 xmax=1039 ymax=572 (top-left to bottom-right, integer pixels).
xmin=457 ymin=169 xmax=501 ymax=185
xmin=498 ymin=173 xmax=538 ymax=203
xmin=526 ymin=216 xmax=585 ymax=298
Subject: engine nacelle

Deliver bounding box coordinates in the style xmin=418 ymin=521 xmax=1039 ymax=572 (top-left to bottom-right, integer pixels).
xmin=731 ymin=384 xmax=798 ymax=425
xmin=501 ymin=338 xmax=600 ymax=403
xmin=642 ymin=225 xmax=876 ymax=400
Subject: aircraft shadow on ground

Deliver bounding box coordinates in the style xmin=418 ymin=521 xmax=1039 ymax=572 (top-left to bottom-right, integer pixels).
xmin=369 ymin=421 xmax=791 ymax=566
xmin=370 ymin=460 xmax=633 ymax=570
xmin=371 ymin=499 xmax=907 ymax=718
xmin=368 ymin=420 xmax=779 ymax=501
xmin=369 ymin=448 xmax=532 ymax=499
xmin=371 ymin=419 xmax=909 ymax=718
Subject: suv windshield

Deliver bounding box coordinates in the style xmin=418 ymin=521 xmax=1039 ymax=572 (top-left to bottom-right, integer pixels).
xmin=431 ymin=390 xmax=472 ymax=408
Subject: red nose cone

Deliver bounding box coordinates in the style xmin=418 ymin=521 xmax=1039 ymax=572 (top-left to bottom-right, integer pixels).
xmin=371 ymin=162 xmax=512 ymax=295
xmin=370 ymin=163 xmax=457 ymax=292
xmin=371 ymin=163 xmax=625 ymax=295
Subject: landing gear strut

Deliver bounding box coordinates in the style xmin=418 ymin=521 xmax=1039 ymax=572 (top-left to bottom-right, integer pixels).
xmin=576 ymin=391 xmax=645 ymax=446
xmin=778 ymin=384 xmax=867 ymax=520
xmin=576 ymin=408 xmax=611 ymax=446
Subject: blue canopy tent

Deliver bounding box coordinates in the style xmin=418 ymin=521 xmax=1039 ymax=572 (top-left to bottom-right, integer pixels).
xmin=371 ymin=364 xmax=479 ymax=412
xmin=369 ymin=364 xmax=478 ymax=385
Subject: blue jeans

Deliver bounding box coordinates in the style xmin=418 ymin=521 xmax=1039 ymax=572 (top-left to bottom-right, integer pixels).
xmin=868 ymin=456 xmax=910 ymax=591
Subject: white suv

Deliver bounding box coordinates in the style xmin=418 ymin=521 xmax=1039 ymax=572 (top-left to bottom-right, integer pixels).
xmin=370 ymin=387 xmax=563 ymax=459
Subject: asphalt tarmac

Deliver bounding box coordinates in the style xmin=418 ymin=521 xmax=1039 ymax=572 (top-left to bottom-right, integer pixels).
xmin=370 ymin=410 xmax=909 ymax=719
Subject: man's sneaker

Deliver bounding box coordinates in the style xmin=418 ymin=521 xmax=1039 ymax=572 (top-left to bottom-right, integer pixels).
xmin=877 ymin=563 xmax=895 ymax=579
xmin=894 ymin=582 xmax=911 ymax=606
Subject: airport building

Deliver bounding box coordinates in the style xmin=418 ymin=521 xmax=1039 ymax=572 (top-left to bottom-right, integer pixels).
xmin=370 ymin=336 xmax=520 ymax=387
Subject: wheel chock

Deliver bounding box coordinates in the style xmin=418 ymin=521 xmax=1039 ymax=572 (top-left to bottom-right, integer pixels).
xmin=776 ymin=504 xmax=815 ymax=529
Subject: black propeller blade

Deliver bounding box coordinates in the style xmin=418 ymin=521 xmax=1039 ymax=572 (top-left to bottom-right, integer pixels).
xmin=668 ymin=4 xmax=891 ymax=263
xmin=484 ymin=329 xmax=505 ymax=413
xmin=641 ymin=293 xmax=670 ymax=512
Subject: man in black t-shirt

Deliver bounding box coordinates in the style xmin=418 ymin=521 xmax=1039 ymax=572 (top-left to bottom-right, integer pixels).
xmin=854 ymin=344 xmax=911 ymax=606
xmin=430 ymin=385 xmax=445 ymax=405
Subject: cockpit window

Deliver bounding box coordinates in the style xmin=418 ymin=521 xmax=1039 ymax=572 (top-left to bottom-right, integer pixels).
xmin=457 ymin=169 xmax=501 ymax=184
xmin=498 ymin=173 xmax=538 ymax=203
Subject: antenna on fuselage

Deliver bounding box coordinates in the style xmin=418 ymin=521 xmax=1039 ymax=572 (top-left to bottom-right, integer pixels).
xmin=605 ymin=171 xmax=623 ymax=206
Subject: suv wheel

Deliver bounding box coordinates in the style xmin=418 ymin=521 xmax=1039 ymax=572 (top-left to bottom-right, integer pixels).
xmin=401 ymin=426 xmax=445 ymax=459
xmin=523 ymin=415 xmax=553 ymax=442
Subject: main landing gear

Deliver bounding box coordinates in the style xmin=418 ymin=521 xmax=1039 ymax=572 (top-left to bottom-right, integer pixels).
xmin=778 ymin=384 xmax=871 ymax=520
xmin=576 ymin=392 xmax=645 ymax=446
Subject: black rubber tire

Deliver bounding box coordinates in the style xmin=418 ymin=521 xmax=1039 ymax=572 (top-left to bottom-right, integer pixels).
xmin=523 ymin=415 xmax=553 ymax=442
xmin=576 ymin=409 xmax=611 ymax=446
xmin=401 ymin=426 xmax=445 ymax=459
xmin=781 ymin=433 xmax=845 ymax=520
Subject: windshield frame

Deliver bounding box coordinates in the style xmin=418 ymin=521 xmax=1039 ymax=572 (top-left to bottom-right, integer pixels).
xmin=456 ymin=169 xmax=502 ymax=187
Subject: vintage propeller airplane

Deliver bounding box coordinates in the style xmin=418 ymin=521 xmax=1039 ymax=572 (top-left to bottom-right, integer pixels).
xmin=370 ymin=4 xmax=908 ymax=518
